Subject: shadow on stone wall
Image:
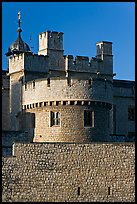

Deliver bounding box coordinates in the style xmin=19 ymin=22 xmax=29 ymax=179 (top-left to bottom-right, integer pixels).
xmin=2 ymin=130 xmax=34 ymax=156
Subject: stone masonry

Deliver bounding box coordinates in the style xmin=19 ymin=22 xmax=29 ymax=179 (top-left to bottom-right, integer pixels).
xmin=2 ymin=143 xmax=135 ymax=202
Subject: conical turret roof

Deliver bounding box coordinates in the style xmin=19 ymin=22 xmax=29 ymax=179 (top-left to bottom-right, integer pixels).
xmin=6 ymin=11 xmax=31 ymax=57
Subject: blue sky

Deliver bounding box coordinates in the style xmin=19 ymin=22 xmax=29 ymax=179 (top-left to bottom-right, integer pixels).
xmin=2 ymin=2 xmax=135 ymax=80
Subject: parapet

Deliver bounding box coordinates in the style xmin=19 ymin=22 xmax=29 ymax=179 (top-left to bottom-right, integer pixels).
xmin=64 ymin=55 xmax=101 ymax=73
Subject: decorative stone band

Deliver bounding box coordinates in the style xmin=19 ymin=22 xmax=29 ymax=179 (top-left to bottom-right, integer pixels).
xmin=22 ymin=100 xmax=112 ymax=110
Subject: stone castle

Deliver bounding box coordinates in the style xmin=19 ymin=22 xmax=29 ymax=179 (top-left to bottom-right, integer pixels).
xmin=2 ymin=12 xmax=135 ymax=202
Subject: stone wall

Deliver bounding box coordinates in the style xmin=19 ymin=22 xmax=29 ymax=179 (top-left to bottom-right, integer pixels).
xmin=9 ymin=71 xmax=24 ymax=130
xmin=24 ymin=104 xmax=111 ymax=142
xmin=22 ymin=77 xmax=113 ymax=105
xmin=2 ymin=143 xmax=135 ymax=202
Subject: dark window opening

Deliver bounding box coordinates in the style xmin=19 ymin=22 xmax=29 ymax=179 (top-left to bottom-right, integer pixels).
xmin=84 ymin=101 xmax=89 ymax=106
xmin=84 ymin=110 xmax=94 ymax=127
xmin=67 ymin=78 xmax=71 ymax=86
xmin=51 ymin=112 xmax=60 ymax=126
xmin=88 ymin=78 xmax=91 ymax=86
xmin=63 ymin=101 xmax=66 ymax=105
xmin=33 ymin=80 xmax=35 ymax=88
xmin=77 ymin=187 xmax=80 ymax=196
xmin=56 ymin=101 xmax=61 ymax=106
xmin=47 ymin=78 xmax=50 ymax=87
xmin=77 ymin=101 xmax=82 ymax=106
xmin=108 ymin=187 xmax=110 ymax=195
xmin=70 ymin=101 xmax=74 ymax=105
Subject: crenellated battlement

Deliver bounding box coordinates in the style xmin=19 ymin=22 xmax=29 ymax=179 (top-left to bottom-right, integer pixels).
xmin=24 ymin=53 xmax=49 ymax=73
xmin=64 ymin=54 xmax=104 ymax=74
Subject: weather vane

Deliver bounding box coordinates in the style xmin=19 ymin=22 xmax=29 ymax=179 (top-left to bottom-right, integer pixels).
xmin=18 ymin=11 xmax=21 ymax=20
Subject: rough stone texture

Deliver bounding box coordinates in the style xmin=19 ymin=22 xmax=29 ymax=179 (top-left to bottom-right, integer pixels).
xmin=2 ymin=143 xmax=135 ymax=202
xmin=22 ymin=77 xmax=113 ymax=105
xmin=21 ymin=76 xmax=113 ymax=142
xmin=9 ymin=71 xmax=24 ymax=130
xmin=28 ymin=105 xmax=111 ymax=142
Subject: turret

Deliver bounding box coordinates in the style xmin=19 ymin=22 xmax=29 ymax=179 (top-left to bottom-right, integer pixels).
xmin=96 ymin=41 xmax=113 ymax=75
xmin=5 ymin=12 xmax=31 ymax=130
xmin=38 ymin=31 xmax=64 ymax=69
xmin=6 ymin=11 xmax=31 ymax=57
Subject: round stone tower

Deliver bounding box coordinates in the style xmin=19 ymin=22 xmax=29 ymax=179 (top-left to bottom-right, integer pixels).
xmin=6 ymin=12 xmax=114 ymax=141
xmin=21 ymin=35 xmax=113 ymax=142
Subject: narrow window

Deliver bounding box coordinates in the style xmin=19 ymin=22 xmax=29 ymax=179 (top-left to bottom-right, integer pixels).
xmin=33 ymin=80 xmax=35 ymax=88
xmin=128 ymin=106 xmax=135 ymax=121
xmin=108 ymin=187 xmax=110 ymax=195
xmin=47 ymin=78 xmax=50 ymax=87
xmin=51 ymin=112 xmax=60 ymax=126
xmin=84 ymin=110 xmax=94 ymax=127
xmin=77 ymin=187 xmax=80 ymax=196
xmin=88 ymin=78 xmax=91 ymax=86
xmin=67 ymin=78 xmax=71 ymax=86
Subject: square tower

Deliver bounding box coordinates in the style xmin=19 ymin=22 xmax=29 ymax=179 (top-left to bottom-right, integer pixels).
xmin=96 ymin=41 xmax=113 ymax=75
xmin=38 ymin=31 xmax=64 ymax=55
